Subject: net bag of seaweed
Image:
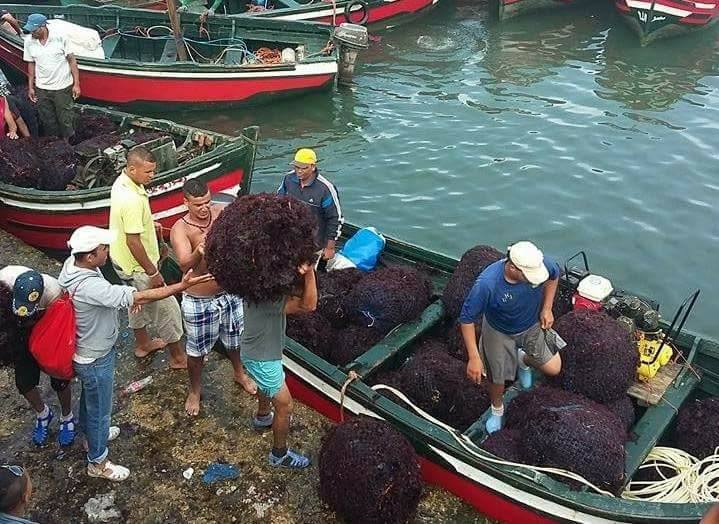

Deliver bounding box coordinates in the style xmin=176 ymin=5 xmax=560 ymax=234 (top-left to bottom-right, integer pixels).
xmin=319 ymin=417 xmax=423 ymax=524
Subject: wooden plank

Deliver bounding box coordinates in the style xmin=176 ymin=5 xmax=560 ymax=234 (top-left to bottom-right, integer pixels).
xmin=627 ymin=362 xmax=684 ymax=406
xmin=623 ymin=370 xmax=700 ymax=484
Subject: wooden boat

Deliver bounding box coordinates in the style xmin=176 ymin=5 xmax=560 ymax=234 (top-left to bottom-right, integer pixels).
xmin=58 ymin=0 xmax=442 ymax=30
xmin=0 ymin=4 xmax=345 ymax=107
xmin=615 ymin=0 xmax=719 ymax=45
xmin=497 ymin=0 xmax=591 ymax=20
xmin=275 ymin=225 xmax=714 ymax=523
xmin=0 ymin=104 xmax=258 ymax=251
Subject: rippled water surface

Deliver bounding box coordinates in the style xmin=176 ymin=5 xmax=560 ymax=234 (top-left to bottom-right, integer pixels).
xmin=176 ymin=0 xmax=719 ymax=338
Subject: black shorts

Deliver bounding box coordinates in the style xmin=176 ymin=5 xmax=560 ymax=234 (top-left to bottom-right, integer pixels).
xmin=14 ymin=332 xmax=70 ymax=395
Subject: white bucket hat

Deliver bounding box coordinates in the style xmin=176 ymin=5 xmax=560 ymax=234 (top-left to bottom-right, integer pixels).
xmin=508 ymin=241 xmax=549 ymax=286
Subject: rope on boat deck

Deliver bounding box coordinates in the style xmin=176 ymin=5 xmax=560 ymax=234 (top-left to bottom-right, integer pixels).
xmin=339 ymin=370 xmax=361 ymax=422
xmin=370 ymin=384 xmax=616 ymax=497
xmin=622 ymin=446 xmax=719 ymax=503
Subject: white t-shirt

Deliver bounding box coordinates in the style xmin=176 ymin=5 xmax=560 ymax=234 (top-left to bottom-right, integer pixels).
xmin=0 ymin=265 xmax=63 ymax=310
xmin=23 ymin=27 xmax=73 ymax=91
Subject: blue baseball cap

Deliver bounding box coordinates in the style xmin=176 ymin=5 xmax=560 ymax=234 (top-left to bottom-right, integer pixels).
xmin=23 ymin=14 xmax=47 ymax=33
xmin=12 ymin=270 xmax=44 ymax=318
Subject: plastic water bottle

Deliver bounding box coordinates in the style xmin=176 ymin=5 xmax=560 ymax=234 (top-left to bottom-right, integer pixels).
xmin=121 ymin=376 xmax=153 ymax=396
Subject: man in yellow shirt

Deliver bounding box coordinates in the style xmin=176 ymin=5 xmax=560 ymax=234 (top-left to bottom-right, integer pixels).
xmin=109 ymin=146 xmax=186 ymax=369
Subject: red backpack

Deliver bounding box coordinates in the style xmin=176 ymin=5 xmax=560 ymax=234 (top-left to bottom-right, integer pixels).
xmin=28 ymin=292 xmax=76 ymax=380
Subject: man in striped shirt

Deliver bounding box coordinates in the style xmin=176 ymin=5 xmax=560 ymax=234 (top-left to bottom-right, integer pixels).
xmin=277 ymin=148 xmax=344 ymax=263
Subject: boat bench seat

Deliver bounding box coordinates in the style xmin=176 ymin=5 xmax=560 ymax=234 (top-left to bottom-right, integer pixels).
xmin=623 ymin=366 xmax=701 ymax=485
xmin=160 ymin=39 xmax=178 ymax=64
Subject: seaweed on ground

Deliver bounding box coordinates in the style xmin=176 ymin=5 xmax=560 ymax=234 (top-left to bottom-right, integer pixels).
xmin=551 ymin=310 xmax=638 ymax=403
xmin=286 ymin=312 xmax=335 ymax=360
xmin=329 ymin=324 xmax=384 ymax=366
xmin=674 ymin=396 xmax=719 ymax=459
xmin=604 ymin=395 xmax=636 ymax=434
xmin=34 ymin=138 xmax=78 ymax=190
xmin=398 ymin=340 xmax=490 ymax=431
xmin=0 ymin=137 xmax=40 ymax=187
xmin=205 ymin=194 xmax=318 ymax=303
xmin=0 ymin=283 xmax=22 ymax=367
xmin=317 ymin=268 xmax=364 ymax=328
xmin=481 ymin=429 xmax=523 ymax=462
xmin=343 ymin=265 xmax=432 ymax=333
xmin=319 ymin=417 xmax=423 ymax=524
xmin=72 ymin=114 xmax=119 ymax=143
xmin=441 ymin=245 xmax=503 ymax=320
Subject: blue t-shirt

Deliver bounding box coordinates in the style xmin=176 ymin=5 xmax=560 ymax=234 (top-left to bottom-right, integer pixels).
xmin=459 ymin=258 xmax=560 ymax=335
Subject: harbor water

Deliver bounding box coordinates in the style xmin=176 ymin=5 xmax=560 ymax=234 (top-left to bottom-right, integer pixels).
xmin=175 ymin=0 xmax=719 ymax=339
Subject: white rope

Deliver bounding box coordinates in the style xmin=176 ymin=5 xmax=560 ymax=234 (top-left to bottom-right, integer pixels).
xmin=622 ymin=446 xmax=719 ymax=503
xmin=371 ymin=384 xmax=616 ymax=497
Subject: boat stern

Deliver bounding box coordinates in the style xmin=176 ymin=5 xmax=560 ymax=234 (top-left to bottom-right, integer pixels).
xmin=615 ymin=0 xmax=719 ymax=45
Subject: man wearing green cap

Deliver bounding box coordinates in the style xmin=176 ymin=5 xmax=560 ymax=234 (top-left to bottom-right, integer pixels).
xmin=22 ymin=13 xmax=80 ymax=139
xmin=277 ymin=148 xmax=344 ymax=265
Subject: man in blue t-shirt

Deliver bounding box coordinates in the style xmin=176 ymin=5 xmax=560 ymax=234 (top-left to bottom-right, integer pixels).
xmin=459 ymin=241 xmax=562 ymax=434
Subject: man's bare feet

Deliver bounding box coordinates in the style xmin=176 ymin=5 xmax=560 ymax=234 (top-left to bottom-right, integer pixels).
xmin=235 ymin=371 xmax=257 ymax=395
xmin=134 ymin=338 xmax=166 ymax=358
xmin=185 ymin=391 xmax=201 ymax=416
xmin=170 ymin=355 xmax=188 ymax=370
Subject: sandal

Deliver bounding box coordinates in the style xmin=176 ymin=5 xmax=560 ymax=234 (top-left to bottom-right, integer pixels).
xmin=87 ymin=460 xmax=130 ymax=482
xmin=252 ymin=412 xmax=274 ymax=431
xmin=268 ymin=449 xmax=310 ymax=470
xmin=32 ymin=410 xmax=54 ymax=447
xmin=58 ymin=418 xmax=77 ymax=447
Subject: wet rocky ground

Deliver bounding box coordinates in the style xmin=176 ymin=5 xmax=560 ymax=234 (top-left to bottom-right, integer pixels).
xmin=0 ymin=229 xmax=492 ymax=523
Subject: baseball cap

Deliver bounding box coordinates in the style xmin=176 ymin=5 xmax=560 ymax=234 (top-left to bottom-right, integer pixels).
xmin=67 ymin=226 xmax=116 ymax=255
xmin=508 ymin=241 xmax=549 ymax=286
xmin=12 ymin=270 xmax=44 ymax=318
xmin=23 ymin=13 xmax=47 ymax=33
xmin=291 ymin=148 xmax=317 ymax=167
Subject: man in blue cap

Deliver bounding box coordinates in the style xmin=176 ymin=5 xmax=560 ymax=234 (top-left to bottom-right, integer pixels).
xmin=22 ymin=13 xmax=80 ymax=139
xmin=0 ymin=265 xmax=74 ymax=447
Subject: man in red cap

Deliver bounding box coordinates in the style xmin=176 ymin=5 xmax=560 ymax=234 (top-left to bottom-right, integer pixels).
xmin=459 ymin=241 xmax=563 ymax=434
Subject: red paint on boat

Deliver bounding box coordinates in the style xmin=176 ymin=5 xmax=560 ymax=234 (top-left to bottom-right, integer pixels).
xmin=312 ymin=0 xmax=438 ymax=25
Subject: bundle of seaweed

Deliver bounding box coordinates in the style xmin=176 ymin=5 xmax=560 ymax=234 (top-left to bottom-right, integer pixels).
xmin=205 ymin=194 xmax=317 ymax=303
xmin=0 ymin=137 xmax=40 ymax=187
xmin=0 ymin=283 xmax=22 ymax=367
xmin=343 ymin=265 xmax=432 ymax=333
xmin=398 ymin=340 xmax=490 ymax=431
xmin=329 ymin=325 xmax=384 ymax=366
xmin=503 ymin=385 xmax=627 ymax=494
xmin=604 ymin=395 xmax=636 ymax=434
xmin=367 ymin=369 xmax=405 ymax=404
xmin=34 ymin=138 xmax=78 ymax=191
xmin=319 ymin=417 xmax=423 ymax=524
xmin=481 ymin=429 xmax=523 ymax=462
xmin=286 ymin=312 xmax=335 ymax=360
xmin=127 ymin=129 xmax=169 ymax=145
xmin=317 ymin=268 xmax=364 ymax=327
xmin=674 ymin=397 xmax=719 ymax=459
xmin=551 ymin=310 xmax=638 ymax=403
xmin=72 ymin=114 xmax=119 ymax=143
xmin=73 ymin=133 xmax=121 ymax=155
xmin=441 ymin=244 xmax=503 ymax=320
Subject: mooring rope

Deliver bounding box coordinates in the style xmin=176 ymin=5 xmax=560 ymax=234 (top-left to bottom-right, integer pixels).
xmin=339 ymin=370 xmax=360 ymax=422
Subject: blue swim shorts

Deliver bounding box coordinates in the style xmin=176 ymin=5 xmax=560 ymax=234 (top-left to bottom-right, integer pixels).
xmin=243 ymin=358 xmax=285 ymax=398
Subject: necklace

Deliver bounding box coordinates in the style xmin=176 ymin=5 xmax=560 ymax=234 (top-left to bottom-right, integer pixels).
xmin=182 ymin=215 xmax=212 ymax=232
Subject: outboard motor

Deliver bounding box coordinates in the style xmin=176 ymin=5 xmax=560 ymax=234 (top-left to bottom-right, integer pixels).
xmin=333 ymin=23 xmax=369 ymax=86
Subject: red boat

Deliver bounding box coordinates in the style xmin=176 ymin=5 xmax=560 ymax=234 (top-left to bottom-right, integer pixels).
xmin=615 ymin=0 xmax=719 ymax=44
xmin=497 ymin=0 xmax=590 ymax=20
xmin=0 ymin=4 xmax=347 ymax=108
xmin=0 ymin=105 xmax=258 ymax=251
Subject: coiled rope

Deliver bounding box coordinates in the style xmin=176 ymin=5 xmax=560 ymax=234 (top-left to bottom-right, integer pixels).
xmin=622 ymin=446 xmax=719 ymax=503
xmin=370 ymin=384 xmax=616 ymax=497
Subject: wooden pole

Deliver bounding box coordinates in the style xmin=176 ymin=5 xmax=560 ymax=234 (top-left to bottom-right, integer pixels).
xmin=166 ymin=0 xmax=188 ymax=61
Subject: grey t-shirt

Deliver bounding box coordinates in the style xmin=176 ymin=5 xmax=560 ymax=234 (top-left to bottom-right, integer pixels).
xmin=240 ymin=298 xmax=286 ymax=362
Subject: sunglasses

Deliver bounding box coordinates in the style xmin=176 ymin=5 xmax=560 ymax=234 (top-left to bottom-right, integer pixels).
xmin=1 ymin=465 xmax=24 ymax=477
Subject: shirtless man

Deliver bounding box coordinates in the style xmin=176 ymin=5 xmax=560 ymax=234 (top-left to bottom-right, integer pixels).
xmin=170 ymin=179 xmax=256 ymax=415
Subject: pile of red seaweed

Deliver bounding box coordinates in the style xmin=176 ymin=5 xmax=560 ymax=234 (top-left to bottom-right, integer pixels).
xmin=674 ymin=396 xmax=719 ymax=459
xmin=316 ymin=268 xmax=363 ymax=327
xmin=205 ymin=193 xmax=318 ymax=303
xmin=319 ymin=417 xmax=423 ymax=524
xmin=441 ymin=244 xmax=503 ymax=320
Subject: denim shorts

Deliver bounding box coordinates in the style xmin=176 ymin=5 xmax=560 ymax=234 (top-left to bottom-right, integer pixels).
xmin=243 ymin=358 xmax=285 ymax=398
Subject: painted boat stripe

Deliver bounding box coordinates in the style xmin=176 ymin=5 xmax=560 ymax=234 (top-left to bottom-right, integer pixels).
xmin=77 ymin=61 xmax=337 ymax=79
xmin=625 ymin=0 xmax=692 ymax=15
xmin=0 ymin=163 xmax=221 ymax=211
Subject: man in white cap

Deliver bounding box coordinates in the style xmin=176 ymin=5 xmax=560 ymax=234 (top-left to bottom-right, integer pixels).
xmin=58 ymin=226 xmax=212 ymax=482
xmin=459 ymin=241 xmax=562 ymax=434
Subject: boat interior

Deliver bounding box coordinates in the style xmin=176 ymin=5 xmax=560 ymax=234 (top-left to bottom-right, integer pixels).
xmin=292 ymin=227 xmax=718 ymax=499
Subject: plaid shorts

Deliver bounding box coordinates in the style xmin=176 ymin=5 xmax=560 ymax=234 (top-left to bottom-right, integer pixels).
xmin=181 ymin=293 xmax=244 ymax=357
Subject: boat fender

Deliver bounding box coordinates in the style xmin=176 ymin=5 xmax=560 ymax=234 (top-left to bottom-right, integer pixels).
xmin=344 ymin=0 xmax=369 ymax=26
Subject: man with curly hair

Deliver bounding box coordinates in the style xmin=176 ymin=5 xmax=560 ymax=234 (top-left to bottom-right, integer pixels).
xmin=170 ymin=179 xmax=257 ymax=416
xmin=0 ymin=265 xmax=74 ymax=447
xmin=242 ymin=263 xmax=317 ymax=469
xmin=277 ymin=148 xmax=343 ymax=266
xmin=460 ymin=241 xmax=562 ymax=434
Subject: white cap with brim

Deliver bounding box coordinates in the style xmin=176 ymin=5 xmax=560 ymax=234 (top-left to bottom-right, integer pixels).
xmin=509 ymin=241 xmax=549 ymax=286
xmin=68 ymin=226 xmax=116 ymax=255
